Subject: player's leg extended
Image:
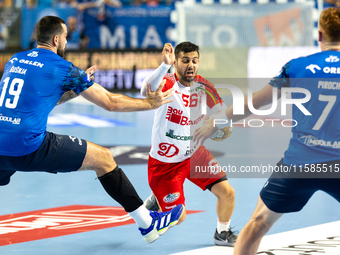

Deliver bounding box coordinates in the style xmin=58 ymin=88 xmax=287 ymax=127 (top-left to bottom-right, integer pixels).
xmin=233 ymin=196 xmax=282 ymax=255
xmin=79 ymin=141 xmax=183 ymax=243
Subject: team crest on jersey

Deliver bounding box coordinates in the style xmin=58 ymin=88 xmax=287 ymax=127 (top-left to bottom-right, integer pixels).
xmin=163 ymin=193 xmax=180 ymax=203
xmin=325 ymin=55 xmax=339 ymax=63
xmin=27 ymin=51 xmax=39 ymax=57
xmin=157 ymin=143 xmax=179 ymax=158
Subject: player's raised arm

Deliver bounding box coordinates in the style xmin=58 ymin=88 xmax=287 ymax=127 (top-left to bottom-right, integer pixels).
xmin=81 ymin=80 xmax=173 ymax=112
xmin=140 ymin=43 xmax=175 ymax=97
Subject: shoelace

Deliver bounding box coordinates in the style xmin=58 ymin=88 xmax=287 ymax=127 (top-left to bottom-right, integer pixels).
xmin=229 ymin=227 xmax=239 ymax=235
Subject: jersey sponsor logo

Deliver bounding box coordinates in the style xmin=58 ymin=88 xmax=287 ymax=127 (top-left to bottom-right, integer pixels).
xmin=0 ymin=115 xmax=21 ymax=125
xmin=163 ymin=193 xmax=180 ymax=203
xmin=18 ymin=59 xmax=44 ymax=68
xmin=9 ymin=66 xmax=27 ymax=75
xmin=185 ymin=144 xmax=198 ymax=156
xmin=326 ymin=55 xmax=339 ymax=63
xmin=323 ymin=66 xmax=340 ymax=74
xmin=307 ymin=64 xmax=340 ymax=74
xmin=299 ymin=135 xmax=340 ymax=148
xmin=166 ymin=106 xmax=188 ymax=125
xmin=27 ymin=51 xmax=39 ymax=57
xmin=157 ymin=143 xmax=179 ymax=158
xmin=8 ymin=57 xmax=18 ymax=64
xmin=306 ymin=64 xmax=321 ymax=74
xmin=165 ymin=106 xmax=205 ymax=126
xmin=166 ymin=129 xmax=192 ymax=141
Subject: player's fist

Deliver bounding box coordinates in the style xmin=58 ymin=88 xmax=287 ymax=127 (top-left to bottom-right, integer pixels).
xmin=162 ymin=43 xmax=175 ymax=65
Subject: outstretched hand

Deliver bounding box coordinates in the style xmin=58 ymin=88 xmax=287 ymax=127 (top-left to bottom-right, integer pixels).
xmin=193 ymin=115 xmax=219 ymax=147
xmin=146 ymin=79 xmax=174 ymax=109
xmin=86 ymin=65 xmax=97 ymax=81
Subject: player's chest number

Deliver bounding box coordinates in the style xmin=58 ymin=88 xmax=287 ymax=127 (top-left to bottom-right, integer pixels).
xmin=182 ymin=93 xmax=198 ymax=107
xmin=0 ymin=77 xmax=24 ymax=109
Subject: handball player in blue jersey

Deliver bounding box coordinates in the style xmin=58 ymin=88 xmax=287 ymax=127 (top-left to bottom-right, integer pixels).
xmin=0 ymin=15 xmax=183 ymax=244
xmin=197 ymin=7 xmax=340 ymax=254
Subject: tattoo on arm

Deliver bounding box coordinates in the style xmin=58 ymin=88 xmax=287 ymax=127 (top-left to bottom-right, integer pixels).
xmin=57 ymin=90 xmax=79 ymax=105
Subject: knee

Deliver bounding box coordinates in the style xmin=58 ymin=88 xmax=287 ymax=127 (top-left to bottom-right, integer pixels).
xmin=95 ymin=148 xmax=116 ymax=176
xmin=248 ymin=213 xmax=272 ymax=232
xmin=213 ymin=182 xmax=235 ymax=201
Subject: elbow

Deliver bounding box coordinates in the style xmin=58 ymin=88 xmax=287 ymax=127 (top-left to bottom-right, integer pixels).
xmin=140 ymin=82 xmax=147 ymax=97
xmin=107 ymin=103 xmax=120 ymax=112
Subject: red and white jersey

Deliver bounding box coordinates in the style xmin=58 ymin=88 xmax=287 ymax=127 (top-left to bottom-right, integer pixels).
xmin=149 ymin=73 xmax=224 ymax=163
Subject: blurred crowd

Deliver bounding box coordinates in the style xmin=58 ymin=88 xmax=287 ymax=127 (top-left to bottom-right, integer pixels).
xmin=0 ymin=0 xmax=173 ymax=9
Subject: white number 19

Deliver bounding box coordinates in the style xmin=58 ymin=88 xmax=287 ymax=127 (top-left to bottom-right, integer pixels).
xmin=0 ymin=77 xmax=24 ymax=109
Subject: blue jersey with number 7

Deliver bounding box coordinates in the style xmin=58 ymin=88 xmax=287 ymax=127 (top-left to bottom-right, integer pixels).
xmin=270 ymin=50 xmax=340 ymax=165
xmin=0 ymin=48 xmax=93 ymax=156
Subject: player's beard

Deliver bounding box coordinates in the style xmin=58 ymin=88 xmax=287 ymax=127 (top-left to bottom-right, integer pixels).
xmin=57 ymin=44 xmax=65 ymax=58
xmin=181 ymin=66 xmax=197 ymax=83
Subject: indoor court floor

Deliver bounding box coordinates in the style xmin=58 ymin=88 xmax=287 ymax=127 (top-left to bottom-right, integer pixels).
xmin=0 ymin=93 xmax=339 ymax=255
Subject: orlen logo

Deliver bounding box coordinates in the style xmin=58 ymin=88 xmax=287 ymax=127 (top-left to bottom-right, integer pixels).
xmin=157 ymin=143 xmax=179 ymax=158
xmin=306 ymin=64 xmax=321 ymax=74
xmin=163 ymin=193 xmax=180 ymax=203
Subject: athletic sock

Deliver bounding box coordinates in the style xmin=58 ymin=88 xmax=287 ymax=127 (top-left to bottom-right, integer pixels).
xmin=217 ymin=219 xmax=230 ymax=234
xmin=99 ymin=166 xmax=143 ymax=213
xmin=128 ymin=205 xmax=153 ymax=229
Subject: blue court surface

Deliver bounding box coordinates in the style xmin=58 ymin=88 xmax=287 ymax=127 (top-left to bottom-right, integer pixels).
xmin=0 ymin=94 xmax=339 ymax=255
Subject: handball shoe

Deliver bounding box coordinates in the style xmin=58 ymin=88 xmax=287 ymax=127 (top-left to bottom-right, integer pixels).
xmin=139 ymin=204 xmax=183 ymax=244
xmin=213 ymin=228 xmax=238 ymax=246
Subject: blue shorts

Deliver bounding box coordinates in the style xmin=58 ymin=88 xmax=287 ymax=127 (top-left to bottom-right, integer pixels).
xmin=0 ymin=132 xmax=87 ymax=186
xmin=260 ymin=159 xmax=340 ymax=213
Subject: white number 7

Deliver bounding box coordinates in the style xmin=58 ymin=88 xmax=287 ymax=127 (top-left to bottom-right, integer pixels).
xmin=312 ymin=94 xmax=336 ymax=130
xmin=0 ymin=77 xmax=24 ymax=109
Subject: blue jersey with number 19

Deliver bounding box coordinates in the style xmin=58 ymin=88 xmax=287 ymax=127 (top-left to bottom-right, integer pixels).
xmin=0 ymin=48 xmax=93 ymax=156
xmin=270 ymin=50 xmax=340 ymax=165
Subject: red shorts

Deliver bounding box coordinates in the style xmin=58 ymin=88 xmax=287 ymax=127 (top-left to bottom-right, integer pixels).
xmin=148 ymin=146 xmax=227 ymax=212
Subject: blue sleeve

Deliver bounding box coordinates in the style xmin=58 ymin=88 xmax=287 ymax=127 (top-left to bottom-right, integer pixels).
xmin=61 ymin=63 xmax=94 ymax=94
xmin=269 ymin=61 xmax=290 ymax=89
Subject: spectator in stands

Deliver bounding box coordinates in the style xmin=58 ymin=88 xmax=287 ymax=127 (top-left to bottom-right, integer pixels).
xmin=144 ymin=0 xmax=160 ymax=7
xmin=0 ymin=17 xmax=8 ymax=50
xmin=56 ymin=0 xmax=78 ymax=8
xmin=25 ymin=0 xmax=37 ymax=8
xmin=0 ymin=0 xmax=13 ymax=8
xmin=66 ymin=15 xmax=89 ymax=49
xmin=77 ymin=0 xmax=122 ymax=22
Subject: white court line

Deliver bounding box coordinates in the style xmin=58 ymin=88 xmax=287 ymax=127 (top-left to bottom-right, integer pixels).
xmin=171 ymin=221 xmax=340 ymax=255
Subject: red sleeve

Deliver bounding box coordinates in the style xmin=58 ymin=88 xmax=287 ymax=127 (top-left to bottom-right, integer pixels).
xmin=162 ymin=73 xmax=176 ymax=92
xmin=195 ymin=75 xmax=224 ymax=109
